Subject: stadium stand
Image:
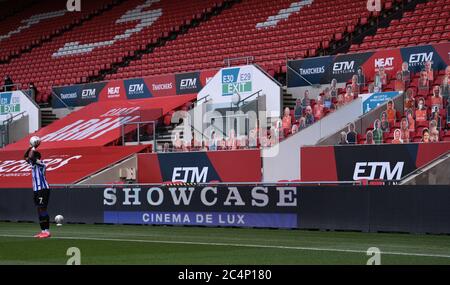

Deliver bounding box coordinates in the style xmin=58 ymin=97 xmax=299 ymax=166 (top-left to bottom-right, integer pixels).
xmin=350 ymin=0 xmax=450 ymax=52
xmin=0 ymin=0 xmax=114 ymax=62
xmin=0 ymin=0 xmax=225 ymax=103
xmin=110 ymin=0 xmax=377 ymax=80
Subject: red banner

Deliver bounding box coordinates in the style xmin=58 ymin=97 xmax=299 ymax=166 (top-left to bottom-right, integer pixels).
xmin=0 ymin=146 xmax=147 ymax=188
xmin=4 ymin=94 xmax=196 ymax=150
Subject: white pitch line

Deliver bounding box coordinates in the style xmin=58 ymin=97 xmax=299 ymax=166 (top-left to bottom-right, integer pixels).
xmin=1 ymin=234 xmax=450 ymax=259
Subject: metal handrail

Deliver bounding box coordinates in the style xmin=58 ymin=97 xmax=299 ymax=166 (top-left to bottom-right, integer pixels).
xmin=239 ymin=89 xmax=262 ymax=105
xmin=51 ymin=90 xmax=74 ymax=110
xmin=2 ymin=111 xmax=27 ymax=125
xmin=224 ymin=56 xmax=254 ymax=67
xmin=49 ymin=180 xmax=363 ymax=188
xmin=195 ymin=94 xmax=210 ymax=105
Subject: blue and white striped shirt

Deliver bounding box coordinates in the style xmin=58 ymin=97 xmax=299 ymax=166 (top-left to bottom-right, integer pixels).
xmin=31 ymin=162 xmax=49 ymax=192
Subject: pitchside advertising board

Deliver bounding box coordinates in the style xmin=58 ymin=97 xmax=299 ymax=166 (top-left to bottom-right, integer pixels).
xmin=197 ymin=65 xmax=282 ymax=117
xmin=52 ymin=70 xmax=217 ymax=109
xmin=137 ymin=150 xmax=262 ymax=183
xmin=3 ymin=185 xmax=450 ymax=233
xmin=287 ymin=43 xmax=450 ymax=89
xmin=300 ymin=142 xmax=450 ymax=182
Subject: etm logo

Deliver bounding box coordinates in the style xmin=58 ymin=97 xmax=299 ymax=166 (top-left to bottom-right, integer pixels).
xmin=128 ymin=84 xmax=144 ymax=94
xmin=409 ymin=52 xmax=433 ymax=64
xmin=180 ymin=78 xmax=197 ymax=89
xmin=172 ymin=167 xmax=209 ymax=183
xmin=333 ymin=61 xmax=355 ymax=72
xmin=81 ymin=89 xmax=95 ymax=99
xmin=67 ymin=0 xmax=81 ymax=12
xmin=353 ymin=162 xmax=404 ymax=181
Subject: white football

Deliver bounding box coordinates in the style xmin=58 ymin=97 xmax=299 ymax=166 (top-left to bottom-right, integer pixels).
xmin=29 ymin=136 xmax=41 ymax=148
xmin=55 ymin=215 xmax=64 ymax=226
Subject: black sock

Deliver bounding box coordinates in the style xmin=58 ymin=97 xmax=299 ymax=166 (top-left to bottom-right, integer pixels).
xmin=38 ymin=208 xmax=50 ymax=231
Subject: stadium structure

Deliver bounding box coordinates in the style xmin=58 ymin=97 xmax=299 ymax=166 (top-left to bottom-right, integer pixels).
xmin=0 ymin=0 xmax=449 ymax=265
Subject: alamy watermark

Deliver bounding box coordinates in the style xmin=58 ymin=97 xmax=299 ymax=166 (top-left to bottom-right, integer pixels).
xmin=367 ymin=0 xmax=382 ymax=12
xmin=67 ymin=0 xmax=81 ymax=12
xmin=366 ymin=247 xmax=381 ymax=265
xmin=66 ymin=247 xmax=81 ymax=265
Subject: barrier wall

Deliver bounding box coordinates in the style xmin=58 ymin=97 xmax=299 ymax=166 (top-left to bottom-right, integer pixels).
xmin=52 ymin=69 xmax=218 ymax=109
xmin=300 ymin=142 xmax=450 ymax=182
xmin=2 ymin=185 xmax=450 ymax=234
xmin=0 ymin=91 xmax=40 ymax=133
xmin=287 ymin=43 xmax=450 ymax=97
xmin=137 ymin=149 xmax=262 ymax=183
xmin=197 ymin=64 xmax=282 ymax=118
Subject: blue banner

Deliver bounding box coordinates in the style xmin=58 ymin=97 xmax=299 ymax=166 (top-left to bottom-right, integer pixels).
xmin=361 ymin=91 xmax=400 ymax=114
xmin=104 ymin=211 xmax=298 ymax=228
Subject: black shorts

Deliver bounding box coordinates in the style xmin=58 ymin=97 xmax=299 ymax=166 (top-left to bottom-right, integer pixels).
xmin=33 ymin=189 xmax=50 ymax=208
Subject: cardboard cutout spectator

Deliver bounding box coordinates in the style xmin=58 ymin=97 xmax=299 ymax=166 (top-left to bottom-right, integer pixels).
xmin=429 ymin=110 xmax=441 ymax=130
xmin=386 ymin=100 xmax=396 ymax=126
xmin=173 ymin=132 xmax=183 ymax=152
xmin=365 ymin=130 xmax=374 ymax=145
xmin=428 ymin=120 xmax=439 ymax=142
xmin=404 ymin=88 xmax=415 ymax=112
xmin=248 ymin=129 xmax=257 ymax=148
xmin=424 ymin=60 xmax=433 ymax=82
xmin=417 ymin=70 xmax=429 ymax=96
xmin=392 ymin=129 xmax=403 ymax=144
xmin=323 ymin=87 xmax=332 ymax=108
xmin=440 ymin=75 xmax=449 ymax=101
xmin=291 ymin=124 xmax=299 ymax=135
xmin=447 ymin=98 xmax=450 ymax=125
xmin=298 ymin=116 xmax=306 ymax=130
xmin=401 ymin=61 xmax=410 ymax=87
xmin=431 ymin=86 xmax=443 ymax=109
xmin=356 ymin=67 xmax=365 ymax=88
xmin=380 ymin=111 xmax=390 ymax=133
xmin=368 ymin=83 xmax=375 ymax=94
xmin=336 ymin=93 xmax=345 ymax=109
xmin=400 ymin=117 xmax=410 ymax=143
xmin=313 ymin=96 xmax=324 ymax=120
xmin=338 ymin=131 xmax=348 ymax=145
xmin=415 ymin=98 xmax=427 ymax=122
xmin=421 ymin=128 xmax=430 ymax=143
xmin=406 ymin=109 xmax=415 ymax=132
xmin=304 ymin=106 xmax=314 ymax=126
xmin=351 ymin=75 xmax=360 ymax=95
xmin=373 ymin=119 xmax=383 ymax=144
xmin=344 ymin=86 xmax=353 ymax=104
xmin=330 ymin=78 xmax=338 ymax=98
xmin=302 ymin=89 xmax=311 ymax=108
xmin=346 ymin=123 xmax=357 ymax=145
xmin=446 ymin=66 xmax=450 ymax=78
xmin=294 ymin=99 xmax=303 ymax=121
xmin=3 ymin=75 xmax=13 ymax=92
xmin=282 ymin=107 xmax=292 ymax=135
xmin=226 ymin=129 xmax=237 ymax=150
xmin=373 ymin=70 xmax=383 ymax=92
xmin=394 ymin=71 xmax=405 ymax=92
xmin=208 ymin=131 xmax=218 ymax=151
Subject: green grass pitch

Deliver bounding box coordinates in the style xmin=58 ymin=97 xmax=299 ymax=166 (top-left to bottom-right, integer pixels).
xmin=1 ymin=222 xmax=450 ymax=265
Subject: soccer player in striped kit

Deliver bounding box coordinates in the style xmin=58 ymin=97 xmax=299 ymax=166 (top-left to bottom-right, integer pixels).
xmin=24 ymin=136 xmax=51 ymax=239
